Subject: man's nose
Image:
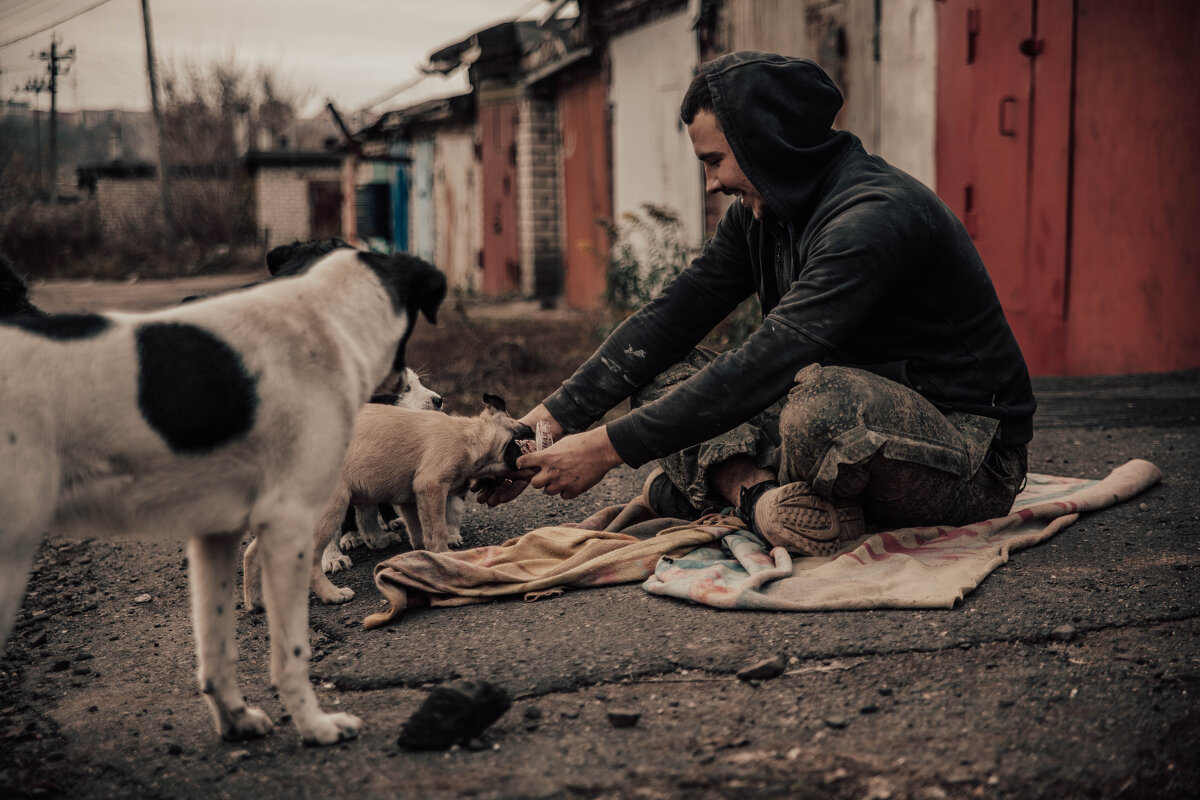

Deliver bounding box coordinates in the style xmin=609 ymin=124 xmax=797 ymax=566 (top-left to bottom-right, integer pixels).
xmin=705 ymin=174 xmax=723 ymax=195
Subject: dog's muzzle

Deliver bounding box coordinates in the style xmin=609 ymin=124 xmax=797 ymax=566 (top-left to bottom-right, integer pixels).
xmin=504 ymin=424 xmax=536 ymax=468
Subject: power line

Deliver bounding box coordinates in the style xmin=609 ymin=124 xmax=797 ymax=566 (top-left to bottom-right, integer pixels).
xmin=0 ymin=0 xmax=116 ymax=49
xmin=0 ymin=0 xmax=60 ymax=26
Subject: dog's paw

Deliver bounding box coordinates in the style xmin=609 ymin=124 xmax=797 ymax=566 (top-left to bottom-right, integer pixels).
xmin=447 ymin=530 xmax=464 ymax=548
xmin=323 ymin=550 xmax=353 ymax=574
xmin=363 ymin=529 xmax=405 ymax=551
xmin=320 ymin=586 xmax=355 ymax=605
xmin=385 ymin=517 xmax=407 ymax=533
xmin=300 ymin=712 xmax=363 ymax=746
xmin=339 ymin=531 xmax=364 ymax=550
xmin=221 ymin=706 xmax=274 ymax=741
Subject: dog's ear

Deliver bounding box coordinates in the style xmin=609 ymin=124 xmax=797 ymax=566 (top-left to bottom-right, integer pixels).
xmin=413 ymin=263 xmax=447 ymax=324
xmin=357 ymin=252 xmax=447 ymax=323
xmin=482 ymin=393 xmax=508 ymax=414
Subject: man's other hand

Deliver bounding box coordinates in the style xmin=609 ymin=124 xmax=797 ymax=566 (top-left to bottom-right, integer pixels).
xmin=519 ymin=426 xmax=623 ymax=501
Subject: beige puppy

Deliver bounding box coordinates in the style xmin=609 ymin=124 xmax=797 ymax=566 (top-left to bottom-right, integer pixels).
xmin=243 ymin=394 xmax=532 ymax=607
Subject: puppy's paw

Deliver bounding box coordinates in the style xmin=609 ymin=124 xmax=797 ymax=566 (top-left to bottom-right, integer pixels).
xmin=339 ymin=531 xmax=364 ymax=550
xmin=221 ymin=706 xmax=274 ymax=741
xmin=385 ymin=517 xmax=407 ymax=533
xmin=324 ymin=542 xmax=350 ymax=573
xmin=243 ymin=589 xmax=265 ymax=613
xmin=320 ymin=586 xmax=355 ymax=605
xmin=447 ymin=530 xmax=464 ymax=548
xmin=300 ymin=712 xmax=363 ymax=746
xmin=323 ymin=550 xmax=353 ymax=574
xmin=363 ymin=529 xmax=405 ymax=551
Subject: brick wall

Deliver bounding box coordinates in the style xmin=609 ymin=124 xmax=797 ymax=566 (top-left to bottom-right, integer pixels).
xmin=516 ymin=92 xmax=563 ymax=299
xmin=254 ymin=165 xmax=341 ymax=248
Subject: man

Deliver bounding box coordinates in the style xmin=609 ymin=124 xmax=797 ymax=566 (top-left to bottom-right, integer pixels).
xmin=483 ymin=51 xmax=1035 ymax=555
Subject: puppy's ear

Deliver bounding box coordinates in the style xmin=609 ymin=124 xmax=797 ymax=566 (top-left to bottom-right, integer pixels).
xmin=482 ymin=393 xmax=508 ymax=414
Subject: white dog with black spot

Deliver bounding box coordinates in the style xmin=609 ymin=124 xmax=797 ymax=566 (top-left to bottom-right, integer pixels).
xmin=0 ymin=242 xmax=445 ymax=746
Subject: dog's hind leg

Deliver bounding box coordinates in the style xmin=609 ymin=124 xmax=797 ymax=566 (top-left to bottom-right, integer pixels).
xmin=190 ymin=531 xmax=274 ymax=741
xmin=255 ymin=505 xmax=362 ymax=745
xmin=310 ymin=490 xmax=355 ymax=605
xmin=241 ymin=537 xmax=265 ymax=612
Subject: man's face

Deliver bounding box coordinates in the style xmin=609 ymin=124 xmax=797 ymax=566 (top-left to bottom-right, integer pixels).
xmin=687 ymin=109 xmax=768 ymax=220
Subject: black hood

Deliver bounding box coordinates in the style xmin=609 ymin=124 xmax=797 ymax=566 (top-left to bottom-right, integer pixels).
xmin=702 ymin=51 xmax=856 ymax=223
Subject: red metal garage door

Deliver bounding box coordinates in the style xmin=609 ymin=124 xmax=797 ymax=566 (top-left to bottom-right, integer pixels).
xmin=479 ymin=98 xmax=521 ymax=295
xmin=937 ymin=0 xmax=1072 ymax=375
xmin=559 ymin=69 xmax=612 ymax=310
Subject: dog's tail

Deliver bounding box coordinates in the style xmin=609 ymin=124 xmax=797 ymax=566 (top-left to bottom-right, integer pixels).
xmin=0 ymin=254 xmax=46 ymax=319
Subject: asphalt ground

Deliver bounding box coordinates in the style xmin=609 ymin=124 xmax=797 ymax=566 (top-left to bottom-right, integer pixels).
xmin=1 ymin=273 xmax=1197 ymax=799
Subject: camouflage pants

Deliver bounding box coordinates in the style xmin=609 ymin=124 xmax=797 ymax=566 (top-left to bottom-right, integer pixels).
xmin=632 ymin=349 xmax=1027 ymax=528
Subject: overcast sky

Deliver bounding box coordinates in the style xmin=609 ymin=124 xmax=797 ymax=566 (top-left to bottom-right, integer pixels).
xmin=0 ymin=0 xmax=552 ymax=116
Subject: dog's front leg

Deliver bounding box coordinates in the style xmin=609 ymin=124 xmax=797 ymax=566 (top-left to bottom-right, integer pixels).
xmin=445 ymin=491 xmax=466 ymax=548
xmin=190 ymin=531 xmax=274 ymax=741
xmin=414 ymin=483 xmax=452 ymax=552
xmin=256 ymin=509 xmax=362 ymax=744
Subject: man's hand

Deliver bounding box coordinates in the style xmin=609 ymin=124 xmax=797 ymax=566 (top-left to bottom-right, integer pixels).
xmin=473 ymin=403 xmax=566 ymax=507
xmin=518 ymin=425 xmax=624 ymax=500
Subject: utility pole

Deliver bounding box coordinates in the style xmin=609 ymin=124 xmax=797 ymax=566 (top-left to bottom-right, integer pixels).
xmin=141 ymin=0 xmax=175 ymax=239
xmin=36 ymin=35 xmax=75 ymax=204
xmin=23 ymin=76 xmax=47 ymax=195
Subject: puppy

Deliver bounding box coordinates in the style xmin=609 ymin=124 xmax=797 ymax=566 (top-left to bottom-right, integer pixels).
xmin=323 ymin=370 xmax=447 ymax=574
xmin=0 ymin=243 xmax=446 ymax=746
xmin=243 ymin=395 xmax=532 ymax=607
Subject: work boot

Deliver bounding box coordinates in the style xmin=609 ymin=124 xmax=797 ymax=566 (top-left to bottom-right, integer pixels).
xmin=737 ymin=480 xmax=865 ymax=556
xmin=641 ymin=467 xmax=703 ymax=521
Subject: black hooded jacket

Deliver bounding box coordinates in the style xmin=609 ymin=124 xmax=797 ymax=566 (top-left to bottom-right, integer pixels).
xmin=544 ymin=52 xmax=1036 ymax=468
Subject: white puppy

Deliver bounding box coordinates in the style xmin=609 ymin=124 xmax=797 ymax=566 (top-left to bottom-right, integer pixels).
xmin=0 ymin=242 xmax=445 ymax=745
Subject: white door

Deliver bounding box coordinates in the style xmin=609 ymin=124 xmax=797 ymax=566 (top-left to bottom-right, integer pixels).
xmin=609 ymin=10 xmax=703 ymax=252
